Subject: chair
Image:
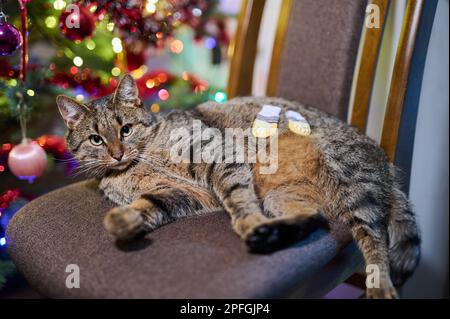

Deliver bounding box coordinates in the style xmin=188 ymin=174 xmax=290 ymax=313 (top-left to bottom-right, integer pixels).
xmin=6 ymin=0 xmax=436 ymax=298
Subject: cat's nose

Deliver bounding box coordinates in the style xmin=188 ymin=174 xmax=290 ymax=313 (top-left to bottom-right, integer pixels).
xmin=111 ymin=150 xmax=124 ymax=161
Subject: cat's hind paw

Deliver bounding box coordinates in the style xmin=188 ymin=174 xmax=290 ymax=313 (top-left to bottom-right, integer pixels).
xmin=365 ymin=277 xmax=399 ymax=299
xmin=365 ymin=287 xmax=399 ymax=299
xmin=104 ymin=206 xmax=145 ymax=242
xmin=246 ymin=223 xmax=300 ymax=254
xmin=245 ymin=216 xmax=325 ymax=254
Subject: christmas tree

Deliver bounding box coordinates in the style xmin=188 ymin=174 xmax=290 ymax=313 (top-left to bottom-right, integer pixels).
xmin=0 ymin=0 xmax=235 ymax=290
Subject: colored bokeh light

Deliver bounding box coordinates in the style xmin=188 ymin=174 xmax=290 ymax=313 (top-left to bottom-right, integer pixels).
xmin=170 ymin=39 xmax=184 ymax=54
xmin=111 ymin=67 xmax=121 ymax=76
xmin=158 ymin=89 xmax=170 ymax=101
xmin=214 ymin=91 xmax=227 ymax=103
xmin=73 ymin=56 xmax=83 ymax=67
xmin=151 ymin=103 xmax=161 ymax=113
xmin=204 ymin=37 xmax=217 ymax=49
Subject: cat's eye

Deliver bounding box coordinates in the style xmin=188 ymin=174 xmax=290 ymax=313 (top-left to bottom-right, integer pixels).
xmin=120 ymin=125 xmax=133 ymax=137
xmin=89 ymin=135 xmax=103 ymax=146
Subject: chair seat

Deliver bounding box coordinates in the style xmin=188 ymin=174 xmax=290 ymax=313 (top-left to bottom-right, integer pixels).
xmin=6 ymin=180 xmax=362 ymax=298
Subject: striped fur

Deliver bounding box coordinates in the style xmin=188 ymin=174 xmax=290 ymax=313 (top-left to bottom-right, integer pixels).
xmin=57 ymin=75 xmax=420 ymax=299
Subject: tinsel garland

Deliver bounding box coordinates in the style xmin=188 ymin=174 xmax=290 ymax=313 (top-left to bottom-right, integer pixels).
xmin=75 ymin=0 xmax=227 ymax=46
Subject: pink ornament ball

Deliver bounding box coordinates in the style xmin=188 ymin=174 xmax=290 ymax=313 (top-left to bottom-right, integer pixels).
xmin=7 ymin=141 xmax=48 ymax=183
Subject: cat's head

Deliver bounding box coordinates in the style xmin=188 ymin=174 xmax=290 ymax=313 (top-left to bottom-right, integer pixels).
xmin=57 ymin=74 xmax=153 ymax=176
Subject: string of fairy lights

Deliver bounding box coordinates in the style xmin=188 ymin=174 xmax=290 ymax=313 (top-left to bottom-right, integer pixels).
xmin=1 ymin=0 xmax=229 ymax=120
xmin=43 ymin=0 xmax=228 ymax=107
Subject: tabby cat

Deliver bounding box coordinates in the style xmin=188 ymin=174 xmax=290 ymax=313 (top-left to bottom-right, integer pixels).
xmin=56 ymin=74 xmax=420 ymax=299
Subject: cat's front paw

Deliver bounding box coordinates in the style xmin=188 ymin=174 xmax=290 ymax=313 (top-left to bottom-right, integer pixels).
xmin=104 ymin=206 xmax=145 ymax=242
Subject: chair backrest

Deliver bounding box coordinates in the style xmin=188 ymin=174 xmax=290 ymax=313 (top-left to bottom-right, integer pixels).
xmin=268 ymin=0 xmax=368 ymax=120
xmin=227 ymin=0 xmax=436 ymax=170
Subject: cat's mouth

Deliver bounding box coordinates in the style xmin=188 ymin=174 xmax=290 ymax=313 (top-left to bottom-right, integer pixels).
xmin=107 ymin=150 xmax=140 ymax=171
xmin=110 ymin=159 xmax=133 ymax=170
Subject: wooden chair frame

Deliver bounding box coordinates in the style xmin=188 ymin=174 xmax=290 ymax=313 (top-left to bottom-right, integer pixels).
xmin=227 ymin=0 xmax=266 ymax=98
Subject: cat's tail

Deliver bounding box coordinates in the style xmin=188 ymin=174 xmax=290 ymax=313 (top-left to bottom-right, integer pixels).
xmin=387 ymin=165 xmax=421 ymax=287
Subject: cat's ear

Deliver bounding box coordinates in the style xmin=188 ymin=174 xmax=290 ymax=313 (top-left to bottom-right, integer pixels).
xmin=56 ymin=95 xmax=89 ymax=129
xmin=113 ymin=74 xmax=141 ymax=106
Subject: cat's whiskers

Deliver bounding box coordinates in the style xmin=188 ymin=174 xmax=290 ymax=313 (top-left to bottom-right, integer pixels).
xmin=71 ymin=159 xmax=106 ymax=178
xmin=71 ymin=165 xmax=97 ymax=177
xmin=137 ymin=145 xmax=168 ymax=167
xmin=53 ymin=158 xmax=77 ymax=164
xmin=126 ymin=149 xmax=139 ymax=162
xmin=136 ymin=154 xmax=165 ymax=168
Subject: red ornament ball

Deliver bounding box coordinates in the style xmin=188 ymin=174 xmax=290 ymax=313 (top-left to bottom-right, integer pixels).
xmin=59 ymin=6 xmax=96 ymax=41
xmin=7 ymin=141 xmax=48 ymax=183
xmin=0 ymin=22 xmax=22 ymax=56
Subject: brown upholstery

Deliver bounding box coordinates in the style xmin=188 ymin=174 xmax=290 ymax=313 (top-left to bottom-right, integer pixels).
xmin=275 ymin=0 xmax=367 ymax=120
xmin=7 ymin=180 xmax=362 ymax=298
